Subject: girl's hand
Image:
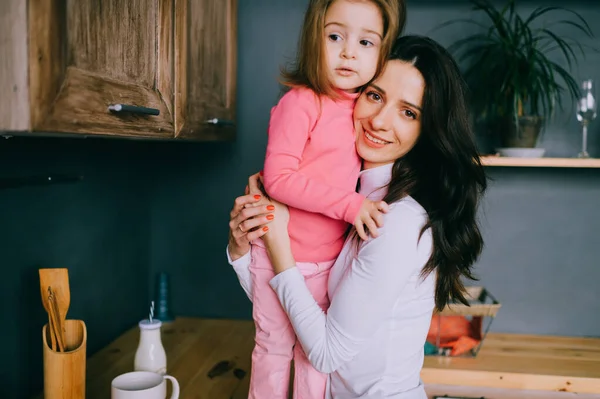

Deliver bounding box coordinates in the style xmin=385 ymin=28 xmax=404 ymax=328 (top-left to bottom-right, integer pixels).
xmin=353 ymin=199 xmax=389 ymax=240
xmin=228 ymin=192 xmax=274 ymax=261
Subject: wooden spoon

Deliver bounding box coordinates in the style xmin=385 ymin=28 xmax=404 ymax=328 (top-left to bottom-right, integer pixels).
xmin=38 ymin=272 xmax=59 ymax=351
xmin=39 ymin=268 xmax=70 ymax=350
xmin=46 ymin=312 xmax=57 ymax=351
xmin=47 ymin=291 xmax=65 ymax=352
xmin=42 ymin=310 xmax=56 ymax=351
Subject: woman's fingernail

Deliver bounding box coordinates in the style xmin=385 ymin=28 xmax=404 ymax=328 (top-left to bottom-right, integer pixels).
xmin=266 ymin=214 xmax=274 ymax=220
xmin=267 ymin=205 xmax=275 ymax=211
xmin=262 ymin=226 xmax=269 ymax=232
xmin=254 ymin=194 xmax=261 ymax=200
xmin=259 ymin=170 xmax=264 ymax=176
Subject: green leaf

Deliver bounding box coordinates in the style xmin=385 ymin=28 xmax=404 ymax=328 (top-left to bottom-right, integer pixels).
xmin=524 ymin=6 xmax=561 ymax=25
xmin=542 ymin=39 xmax=597 ymax=57
xmin=545 ymin=19 xmax=595 ymax=39
xmin=470 ymin=0 xmax=512 ymax=40
xmin=524 ymin=6 xmax=593 ymax=36
xmin=539 ymin=29 xmax=577 ymax=69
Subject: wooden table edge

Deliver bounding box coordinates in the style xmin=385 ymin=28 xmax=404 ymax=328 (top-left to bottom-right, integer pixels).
xmin=421 ymin=368 xmax=600 ymax=394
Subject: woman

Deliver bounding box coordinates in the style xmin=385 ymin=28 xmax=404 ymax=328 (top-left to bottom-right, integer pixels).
xmin=227 ymin=35 xmax=487 ymax=399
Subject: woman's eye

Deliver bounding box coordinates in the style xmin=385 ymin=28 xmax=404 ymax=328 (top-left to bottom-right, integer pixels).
xmin=359 ymin=39 xmax=374 ymax=47
xmin=403 ymin=109 xmax=416 ymax=119
xmin=328 ymin=34 xmax=341 ymax=42
xmin=366 ymin=91 xmax=381 ymax=102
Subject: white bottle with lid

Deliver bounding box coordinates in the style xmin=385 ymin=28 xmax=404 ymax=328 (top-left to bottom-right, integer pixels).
xmin=134 ymin=319 xmax=167 ymax=375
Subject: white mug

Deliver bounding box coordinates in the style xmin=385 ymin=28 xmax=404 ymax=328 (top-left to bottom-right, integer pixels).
xmin=111 ymin=371 xmax=180 ymax=399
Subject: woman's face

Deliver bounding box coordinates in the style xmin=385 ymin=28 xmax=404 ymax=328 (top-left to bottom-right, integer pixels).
xmin=353 ymin=60 xmax=424 ymax=169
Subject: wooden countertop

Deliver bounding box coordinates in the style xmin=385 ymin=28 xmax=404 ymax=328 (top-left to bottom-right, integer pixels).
xmin=85 ymin=318 xmax=255 ymax=399
xmin=37 ymin=317 xmax=600 ymax=398
xmin=422 ymin=333 xmax=600 ymax=394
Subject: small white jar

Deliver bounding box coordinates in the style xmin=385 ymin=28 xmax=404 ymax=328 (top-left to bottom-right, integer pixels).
xmin=134 ymin=319 xmax=167 ymax=375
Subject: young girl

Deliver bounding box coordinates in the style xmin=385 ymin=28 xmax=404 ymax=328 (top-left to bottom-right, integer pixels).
xmin=238 ymin=1 xmax=406 ymax=398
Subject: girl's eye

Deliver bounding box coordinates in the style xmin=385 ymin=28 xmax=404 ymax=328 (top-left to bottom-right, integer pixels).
xmin=359 ymin=39 xmax=374 ymax=47
xmin=403 ymin=109 xmax=417 ymax=119
xmin=328 ymin=34 xmax=342 ymax=42
xmin=366 ymin=91 xmax=382 ymax=102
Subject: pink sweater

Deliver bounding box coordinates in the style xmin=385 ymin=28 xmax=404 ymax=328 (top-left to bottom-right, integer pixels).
xmin=262 ymin=87 xmax=364 ymax=262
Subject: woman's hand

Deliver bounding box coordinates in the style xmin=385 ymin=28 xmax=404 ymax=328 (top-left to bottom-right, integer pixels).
xmin=246 ymin=172 xmax=290 ymax=240
xmin=262 ymin=198 xmax=294 ymax=274
xmin=247 ymin=174 xmax=295 ymax=274
xmin=227 ymin=192 xmax=274 ymax=261
xmin=260 ymin=197 xmax=290 ymax=247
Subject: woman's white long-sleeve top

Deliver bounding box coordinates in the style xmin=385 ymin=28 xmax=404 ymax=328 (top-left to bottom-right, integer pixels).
xmin=228 ymin=163 xmax=436 ymax=398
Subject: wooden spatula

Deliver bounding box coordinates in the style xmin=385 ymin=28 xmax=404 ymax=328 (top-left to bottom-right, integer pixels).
xmin=47 ymin=289 xmax=65 ymax=352
xmin=39 ymin=268 xmax=70 ymax=350
xmin=39 ymin=272 xmax=58 ymax=351
xmin=45 ymin=309 xmax=57 ymax=351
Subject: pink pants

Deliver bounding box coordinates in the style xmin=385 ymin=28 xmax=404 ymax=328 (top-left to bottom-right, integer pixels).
xmin=248 ymin=244 xmax=333 ymax=399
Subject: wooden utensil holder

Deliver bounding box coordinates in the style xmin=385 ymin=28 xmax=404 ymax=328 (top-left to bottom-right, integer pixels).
xmin=42 ymin=319 xmax=87 ymax=399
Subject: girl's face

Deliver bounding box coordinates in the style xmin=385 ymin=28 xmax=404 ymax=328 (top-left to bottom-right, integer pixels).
xmin=354 ymin=60 xmax=425 ymax=169
xmin=323 ymin=0 xmax=383 ymax=93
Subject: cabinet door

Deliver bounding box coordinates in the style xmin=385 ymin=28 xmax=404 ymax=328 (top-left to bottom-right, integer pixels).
xmin=29 ymin=0 xmax=174 ymax=138
xmin=0 ymin=0 xmax=29 ymax=131
xmin=174 ymin=0 xmax=237 ymax=141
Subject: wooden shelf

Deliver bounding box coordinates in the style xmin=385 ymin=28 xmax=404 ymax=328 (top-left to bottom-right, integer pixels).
xmin=481 ymin=156 xmax=600 ymax=168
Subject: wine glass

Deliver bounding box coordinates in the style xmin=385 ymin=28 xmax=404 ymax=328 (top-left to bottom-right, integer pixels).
xmin=576 ymin=79 xmax=596 ymax=158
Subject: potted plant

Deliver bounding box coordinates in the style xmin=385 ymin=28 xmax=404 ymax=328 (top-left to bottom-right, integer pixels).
xmin=438 ymin=0 xmax=594 ymax=150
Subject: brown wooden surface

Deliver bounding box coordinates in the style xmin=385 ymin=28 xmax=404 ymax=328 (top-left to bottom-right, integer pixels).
xmin=174 ymin=0 xmax=237 ymax=140
xmin=0 ymin=0 xmax=30 ymax=131
xmin=28 ymin=0 xmax=174 ymax=138
xmin=422 ymin=333 xmax=600 ymax=394
xmin=34 ymin=318 xmax=600 ymax=398
xmin=481 ymin=156 xmax=600 ymax=168
xmin=426 ymin=383 xmax=600 ymax=399
xmin=58 ymin=318 xmax=255 ymax=399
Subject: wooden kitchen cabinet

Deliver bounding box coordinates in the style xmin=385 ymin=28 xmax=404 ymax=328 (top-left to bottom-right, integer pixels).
xmin=174 ymin=0 xmax=237 ymax=140
xmin=0 ymin=0 xmax=236 ymax=141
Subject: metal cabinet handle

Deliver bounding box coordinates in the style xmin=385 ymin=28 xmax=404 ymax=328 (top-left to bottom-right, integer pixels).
xmin=108 ymin=104 xmax=160 ymax=116
xmin=205 ymin=118 xmax=235 ymax=126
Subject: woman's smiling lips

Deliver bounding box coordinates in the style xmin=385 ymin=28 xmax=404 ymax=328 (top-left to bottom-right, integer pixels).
xmin=363 ymin=129 xmax=392 ymax=148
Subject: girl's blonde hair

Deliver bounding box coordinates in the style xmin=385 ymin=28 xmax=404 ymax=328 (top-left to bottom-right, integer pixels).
xmin=280 ymin=0 xmax=406 ymax=98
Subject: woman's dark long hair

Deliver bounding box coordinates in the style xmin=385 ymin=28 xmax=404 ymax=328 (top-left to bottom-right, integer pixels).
xmin=383 ymin=35 xmax=487 ymax=311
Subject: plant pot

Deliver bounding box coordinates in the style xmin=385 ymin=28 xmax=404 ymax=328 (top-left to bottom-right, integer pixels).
xmin=498 ymin=115 xmax=543 ymax=148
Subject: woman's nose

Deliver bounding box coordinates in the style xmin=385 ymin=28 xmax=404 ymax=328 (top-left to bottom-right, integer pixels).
xmin=369 ymin=107 xmax=392 ymax=131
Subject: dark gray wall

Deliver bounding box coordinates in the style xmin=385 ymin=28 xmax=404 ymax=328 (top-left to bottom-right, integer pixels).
xmin=2 ymin=1 xmax=600 ymax=398
xmin=478 ymin=168 xmax=600 ymax=336
xmin=0 ymin=138 xmax=153 ymax=398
